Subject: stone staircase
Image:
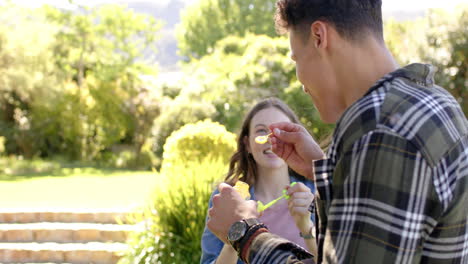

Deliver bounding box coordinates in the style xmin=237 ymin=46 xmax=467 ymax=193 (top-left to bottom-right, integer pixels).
xmin=0 ymin=209 xmax=142 ymax=263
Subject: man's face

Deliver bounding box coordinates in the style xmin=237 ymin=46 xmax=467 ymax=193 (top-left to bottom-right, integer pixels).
xmin=289 ymin=28 xmax=336 ymax=122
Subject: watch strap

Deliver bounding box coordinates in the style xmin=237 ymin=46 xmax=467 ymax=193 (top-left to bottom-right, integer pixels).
xmin=244 ymin=218 xmax=261 ymax=226
xmin=228 ymin=218 xmax=263 ymax=251
xmin=299 ymin=226 xmax=315 ymax=239
xmin=240 ymin=227 xmax=268 ymax=262
xmin=236 ymin=222 xmax=267 ymax=256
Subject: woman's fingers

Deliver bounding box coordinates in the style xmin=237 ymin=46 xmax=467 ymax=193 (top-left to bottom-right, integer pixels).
xmin=288 ymin=197 xmax=311 ymax=207
xmin=289 ymin=206 xmax=311 ymax=215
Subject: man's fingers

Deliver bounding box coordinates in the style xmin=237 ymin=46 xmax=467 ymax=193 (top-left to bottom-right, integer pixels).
xmin=218 ymin=182 xmax=233 ymax=193
xmin=212 ymin=194 xmax=220 ymax=206
xmin=269 ymin=122 xmax=302 ymax=133
xmin=271 ymin=136 xmax=285 ymax=157
xmin=208 ymin=207 xmax=214 ymax=218
xmin=272 ymin=128 xmax=304 ymax=144
xmin=246 ymin=200 xmax=258 ymax=210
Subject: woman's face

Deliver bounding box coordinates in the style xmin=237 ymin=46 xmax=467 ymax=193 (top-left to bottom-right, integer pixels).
xmin=246 ymin=107 xmax=291 ymax=170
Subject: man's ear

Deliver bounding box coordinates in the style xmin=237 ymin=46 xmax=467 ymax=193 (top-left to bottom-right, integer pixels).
xmin=310 ymin=21 xmax=328 ymax=50
xmin=243 ymin=135 xmax=251 ymax=153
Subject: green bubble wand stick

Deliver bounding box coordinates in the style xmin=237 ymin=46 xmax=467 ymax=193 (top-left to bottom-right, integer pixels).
xmin=257 ymin=182 xmax=297 ymax=213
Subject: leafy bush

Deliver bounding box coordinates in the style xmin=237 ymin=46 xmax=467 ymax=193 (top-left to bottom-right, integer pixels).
xmin=120 ymin=158 xmax=227 ymax=264
xmin=161 ymin=119 xmax=236 ymax=172
xmin=110 ymin=149 xmax=156 ymax=170
xmin=0 ymin=156 xmax=61 ymax=177
xmin=151 ymin=98 xmax=216 ymax=162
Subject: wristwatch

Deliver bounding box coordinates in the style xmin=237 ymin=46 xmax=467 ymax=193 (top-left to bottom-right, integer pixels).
xmin=227 ymin=218 xmax=262 ymax=251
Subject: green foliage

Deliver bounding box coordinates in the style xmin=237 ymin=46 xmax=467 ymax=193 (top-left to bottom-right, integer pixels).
xmin=109 ymin=149 xmax=156 ymax=170
xmin=26 ymin=79 xmax=132 ymax=160
xmin=383 ymin=6 xmax=468 ymax=116
xmin=181 ymin=34 xmax=334 ymax=138
xmin=384 ymin=18 xmax=426 ymax=65
xmin=161 ymin=119 xmax=236 ymax=172
xmin=0 ymin=137 xmax=5 ymax=156
xmin=120 ymin=158 xmax=226 ymax=264
xmin=177 ymin=0 xmax=278 ymax=59
xmin=0 ymin=3 xmax=162 ymax=161
xmin=0 ymin=156 xmax=62 ymax=177
xmin=182 ymin=34 xmax=292 ymax=130
xmin=0 ymin=4 xmax=60 ymax=156
xmin=151 ymin=97 xmax=216 ymax=162
xmin=43 ymin=4 xmax=161 ymax=83
xmin=422 ymin=6 xmax=468 ymax=115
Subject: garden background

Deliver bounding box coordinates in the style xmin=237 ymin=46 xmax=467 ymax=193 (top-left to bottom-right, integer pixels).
xmin=0 ymin=0 xmax=466 ymax=263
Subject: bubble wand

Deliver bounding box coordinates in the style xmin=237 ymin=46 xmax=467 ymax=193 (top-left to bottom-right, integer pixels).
xmin=257 ymin=182 xmax=297 ymax=213
xmin=233 ymin=181 xmax=298 ymax=213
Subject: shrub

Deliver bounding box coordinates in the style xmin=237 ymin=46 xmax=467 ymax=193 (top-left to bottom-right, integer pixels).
xmin=151 ymin=97 xmax=216 ymax=164
xmin=161 ymin=119 xmax=236 ymax=172
xmin=120 ymin=158 xmax=227 ymax=264
xmin=0 ymin=156 xmax=61 ymax=176
xmin=112 ymin=149 xmax=156 ymax=170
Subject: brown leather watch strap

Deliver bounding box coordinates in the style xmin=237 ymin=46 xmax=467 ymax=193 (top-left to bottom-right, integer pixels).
xmin=239 ymin=227 xmax=268 ymax=262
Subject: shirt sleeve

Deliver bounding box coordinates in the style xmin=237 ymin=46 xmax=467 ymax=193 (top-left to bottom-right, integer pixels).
xmin=322 ymin=129 xmax=441 ymax=263
xmin=246 ymin=232 xmax=314 ymax=264
xmin=200 ymin=190 xmax=229 ymax=264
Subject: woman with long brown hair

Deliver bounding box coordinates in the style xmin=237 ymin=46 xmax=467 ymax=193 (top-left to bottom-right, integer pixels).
xmin=201 ymin=98 xmax=316 ymax=264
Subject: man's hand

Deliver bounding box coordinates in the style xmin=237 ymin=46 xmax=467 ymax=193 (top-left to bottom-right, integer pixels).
xmin=269 ymin=122 xmax=325 ymax=179
xmin=207 ymin=183 xmax=259 ymax=244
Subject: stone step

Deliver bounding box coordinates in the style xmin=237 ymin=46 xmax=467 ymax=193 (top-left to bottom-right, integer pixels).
xmin=0 ymin=242 xmax=127 ymax=263
xmin=0 ymin=222 xmax=142 ymax=243
xmin=0 ymin=209 xmax=139 ymax=224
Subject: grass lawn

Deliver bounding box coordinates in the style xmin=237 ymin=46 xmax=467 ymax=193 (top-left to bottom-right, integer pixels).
xmin=0 ymin=166 xmax=157 ymax=210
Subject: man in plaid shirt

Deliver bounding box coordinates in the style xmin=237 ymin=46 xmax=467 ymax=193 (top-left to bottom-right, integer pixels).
xmin=206 ymin=0 xmax=468 ymax=263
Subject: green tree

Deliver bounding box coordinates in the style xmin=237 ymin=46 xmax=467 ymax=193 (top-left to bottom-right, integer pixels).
xmin=177 ymin=0 xmax=278 ymax=59
xmin=44 ymin=4 xmax=162 ymax=161
xmin=422 ymin=7 xmax=468 ymax=115
xmin=384 ymin=18 xmax=426 ymax=65
xmin=180 ymin=34 xmax=334 ymax=139
xmin=0 ymin=3 xmax=163 ymax=162
xmin=0 ymin=4 xmax=60 ymax=157
xmin=383 ymin=6 xmax=467 ymax=115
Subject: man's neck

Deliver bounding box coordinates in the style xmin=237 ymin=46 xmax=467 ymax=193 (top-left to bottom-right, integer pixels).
xmin=333 ymin=37 xmax=399 ymax=121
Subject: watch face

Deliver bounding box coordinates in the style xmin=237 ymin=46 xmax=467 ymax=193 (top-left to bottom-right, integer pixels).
xmin=228 ymin=221 xmax=247 ymax=242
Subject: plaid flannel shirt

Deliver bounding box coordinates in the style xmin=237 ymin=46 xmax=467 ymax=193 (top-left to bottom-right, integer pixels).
xmin=244 ymin=63 xmax=468 ymax=264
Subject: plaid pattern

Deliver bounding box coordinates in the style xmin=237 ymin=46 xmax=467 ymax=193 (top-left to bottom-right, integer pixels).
xmin=244 ymin=64 xmax=468 ymax=264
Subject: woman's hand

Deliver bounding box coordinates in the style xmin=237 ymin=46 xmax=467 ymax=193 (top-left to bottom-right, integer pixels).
xmin=286 ymin=182 xmax=314 ymax=234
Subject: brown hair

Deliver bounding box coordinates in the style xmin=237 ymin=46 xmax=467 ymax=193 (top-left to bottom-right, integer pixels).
xmin=224 ymin=97 xmax=302 ymax=186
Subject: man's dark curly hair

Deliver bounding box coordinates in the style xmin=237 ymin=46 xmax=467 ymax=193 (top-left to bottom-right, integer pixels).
xmin=275 ymin=0 xmax=383 ymax=42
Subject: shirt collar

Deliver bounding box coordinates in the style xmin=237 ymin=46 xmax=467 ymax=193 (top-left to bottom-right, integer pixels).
xmin=333 ymin=63 xmax=436 ymax=142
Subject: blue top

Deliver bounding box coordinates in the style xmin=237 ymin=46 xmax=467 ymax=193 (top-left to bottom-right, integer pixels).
xmin=200 ymin=175 xmax=315 ymax=264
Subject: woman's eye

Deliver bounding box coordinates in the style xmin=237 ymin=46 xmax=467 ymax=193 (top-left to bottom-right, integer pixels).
xmin=256 ymin=129 xmax=268 ymax=134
